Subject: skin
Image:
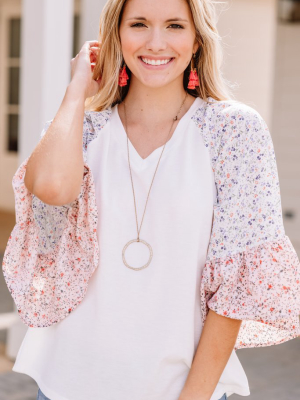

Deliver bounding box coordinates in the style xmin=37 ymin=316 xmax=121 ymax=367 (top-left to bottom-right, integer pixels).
xmin=118 ymin=0 xmax=199 ymax=159
xmin=178 ymin=310 xmax=242 ymax=400
xmin=119 ymin=1 xmax=243 ymax=399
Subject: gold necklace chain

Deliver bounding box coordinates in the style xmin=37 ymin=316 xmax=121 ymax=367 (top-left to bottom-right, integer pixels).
xmin=121 ymin=91 xmax=188 ymax=271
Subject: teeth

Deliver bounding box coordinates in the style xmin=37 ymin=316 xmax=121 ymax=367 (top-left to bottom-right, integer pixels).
xmin=141 ymin=57 xmax=171 ymax=65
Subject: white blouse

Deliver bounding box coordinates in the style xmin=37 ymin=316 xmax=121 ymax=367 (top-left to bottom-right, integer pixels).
xmin=11 ymin=97 xmax=250 ymax=400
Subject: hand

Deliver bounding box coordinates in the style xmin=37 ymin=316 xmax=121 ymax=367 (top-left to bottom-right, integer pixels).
xmin=70 ymin=40 xmax=102 ymax=99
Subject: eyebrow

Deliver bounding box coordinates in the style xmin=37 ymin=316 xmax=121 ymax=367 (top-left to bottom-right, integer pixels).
xmin=126 ymin=17 xmax=189 ymax=22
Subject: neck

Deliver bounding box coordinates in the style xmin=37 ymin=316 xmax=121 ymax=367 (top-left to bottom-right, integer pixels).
xmin=121 ymin=75 xmax=193 ymax=122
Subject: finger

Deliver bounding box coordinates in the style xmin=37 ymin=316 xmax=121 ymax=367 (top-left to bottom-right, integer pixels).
xmin=90 ymin=52 xmax=97 ymax=61
xmin=81 ymin=41 xmax=100 ymax=54
xmin=83 ymin=40 xmax=101 ymax=50
xmin=89 ymin=47 xmax=100 ymax=56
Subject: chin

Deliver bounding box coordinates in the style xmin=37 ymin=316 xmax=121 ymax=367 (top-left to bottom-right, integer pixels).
xmin=137 ymin=76 xmax=178 ymax=89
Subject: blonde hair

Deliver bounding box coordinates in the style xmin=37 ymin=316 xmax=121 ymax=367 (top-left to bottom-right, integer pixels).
xmin=85 ymin=0 xmax=232 ymax=112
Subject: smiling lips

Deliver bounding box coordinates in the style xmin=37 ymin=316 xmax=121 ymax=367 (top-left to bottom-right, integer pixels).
xmin=139 ymin=56 xmax=174 ymax=66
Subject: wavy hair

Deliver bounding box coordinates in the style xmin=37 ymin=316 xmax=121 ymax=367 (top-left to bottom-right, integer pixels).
xmin=84 ymin=0 xmax=233 ymax=111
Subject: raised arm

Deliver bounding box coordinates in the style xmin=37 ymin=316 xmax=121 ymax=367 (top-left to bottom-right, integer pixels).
xmin=24 ymin=40 xmax=101 ymax=206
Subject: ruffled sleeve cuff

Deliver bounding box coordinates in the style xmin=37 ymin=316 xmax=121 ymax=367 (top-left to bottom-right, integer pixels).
xmin=2 ymin=156 xmax=100 ymax=328
xmin=200 ymin=235 xmax=300 ymax=349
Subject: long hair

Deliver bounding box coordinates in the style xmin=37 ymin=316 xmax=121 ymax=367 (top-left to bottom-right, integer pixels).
xmin=84 ymin=0 xmax=233 ymax=112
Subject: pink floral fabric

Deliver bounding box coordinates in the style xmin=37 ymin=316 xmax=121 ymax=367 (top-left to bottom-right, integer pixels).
xmin=2 ymin=114 xmax=101 ymax=327
xmin=201 ymin=235 xmax=300 ymax=349
xmin=192 ymin=98 xmax=300 ymax=349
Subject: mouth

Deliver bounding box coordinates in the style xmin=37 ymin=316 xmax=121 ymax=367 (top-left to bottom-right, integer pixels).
xmin=138 ymin=56 xmax=175 ymax=68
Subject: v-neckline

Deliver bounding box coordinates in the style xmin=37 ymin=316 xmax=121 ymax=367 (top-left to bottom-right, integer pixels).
xmin=112 ymin=96 xmax=203 ymax=170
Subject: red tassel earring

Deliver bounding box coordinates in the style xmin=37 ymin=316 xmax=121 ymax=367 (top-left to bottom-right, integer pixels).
xmin=187 ymin=53 xmax=199 ymax=90
xmin=118 ymin=63 xmax=129 ymax=87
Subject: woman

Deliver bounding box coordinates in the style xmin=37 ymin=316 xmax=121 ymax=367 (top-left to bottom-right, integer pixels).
xmin=3 ymin=0 xmax=300 ymax=399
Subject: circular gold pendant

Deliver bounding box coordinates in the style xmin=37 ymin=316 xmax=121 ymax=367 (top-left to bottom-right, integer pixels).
xmin=122 ymin=239 xmax=153 ymax=271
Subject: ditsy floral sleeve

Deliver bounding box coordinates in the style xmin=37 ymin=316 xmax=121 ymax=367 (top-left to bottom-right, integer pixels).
xmin=2 ymin=113 xmax=102 ymax=328
xmin=193 ymin=98 xmax=300 ymax=350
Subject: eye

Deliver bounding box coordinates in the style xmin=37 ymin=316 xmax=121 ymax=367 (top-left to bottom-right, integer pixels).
xmin=130 ymin=23 xmax=184 ymax=29
xmin=130 ymin=23 xmax=146 ymax=28
xmin=169 ymin=24 xmax=184 ymax=29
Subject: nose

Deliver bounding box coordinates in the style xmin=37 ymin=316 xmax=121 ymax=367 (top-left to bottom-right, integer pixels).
xmin=145 ymin=27 xmax=168 ymax=53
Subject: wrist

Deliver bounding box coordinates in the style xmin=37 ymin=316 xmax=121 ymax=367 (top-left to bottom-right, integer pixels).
xmin=178 ymin=395 xmax=208 ymax=400
xmin=178 ymin=388 xmax=209 ymax=400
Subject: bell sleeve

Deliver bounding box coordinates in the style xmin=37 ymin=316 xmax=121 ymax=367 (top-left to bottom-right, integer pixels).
xmin=200 ymin=101 xmax=300 ymax=349
xmin=2 ymin=113 xmax=100 ymax=328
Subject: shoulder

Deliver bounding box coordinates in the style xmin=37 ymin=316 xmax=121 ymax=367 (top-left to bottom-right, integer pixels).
xmin=204 ymin=97 xmax=263 ymax=120
xmin=207 ymin=98 xmax=269 ymax=142
xmin=200 ymin=97 xmax=267 ymax=136
xmin=194 ymin=97 xmax=271 ymax=160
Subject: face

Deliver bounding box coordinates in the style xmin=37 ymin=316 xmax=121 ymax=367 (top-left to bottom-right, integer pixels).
xmin=119 ymin=0 xmax=199 ymax=89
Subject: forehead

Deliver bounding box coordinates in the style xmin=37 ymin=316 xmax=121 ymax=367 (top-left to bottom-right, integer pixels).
xmin=121 ymin=0 xmax=191 ymax=20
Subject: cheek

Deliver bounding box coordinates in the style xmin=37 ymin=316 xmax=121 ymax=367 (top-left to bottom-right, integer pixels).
xmin=173 ymin=35 xmax=194 ymax=60
xmin=120 ymin=30 xmax=141 ymax=58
